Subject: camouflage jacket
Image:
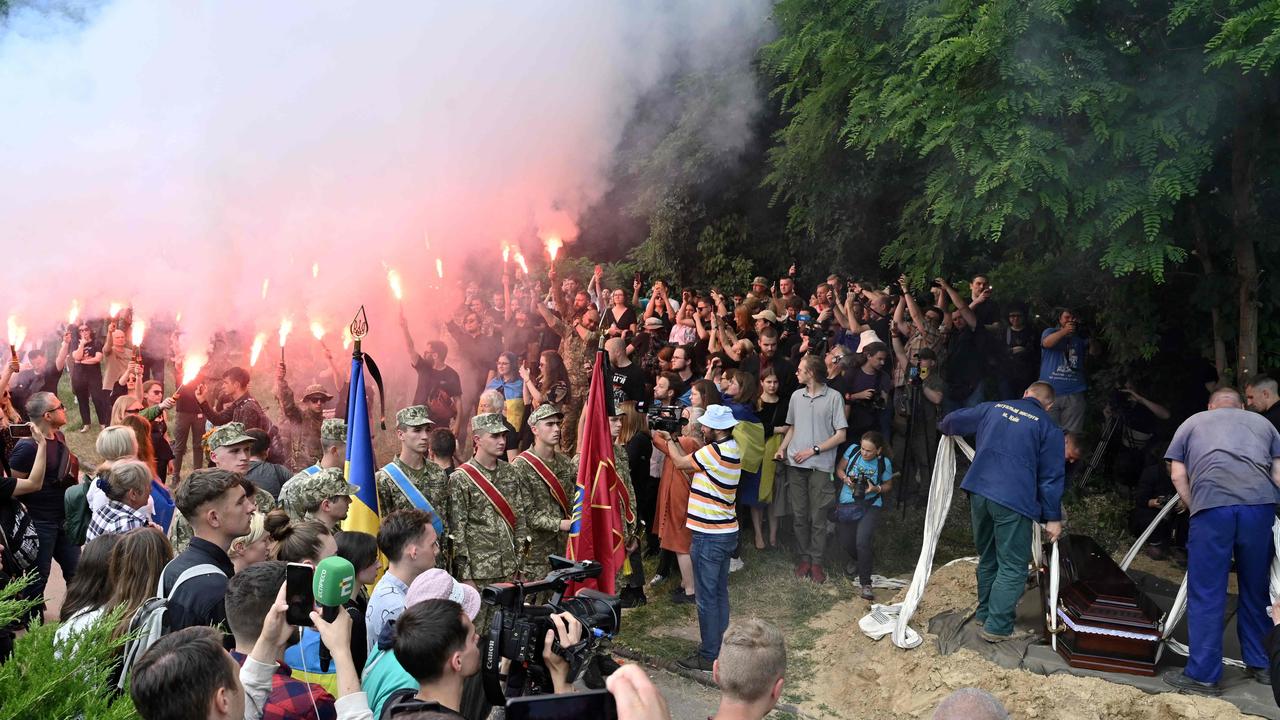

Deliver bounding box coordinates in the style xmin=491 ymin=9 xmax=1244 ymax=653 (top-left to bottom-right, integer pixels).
xmin=550 ymin=316 xmax=598 ymax=394
xmin=375 ymin=456 xmax=450 ymax=522
xmin=274 ymin=380 xmax=323 ymax=472
xmin=171 ymin=486 xmax=276 ymax=554
xmin=278 ymin=466 xmax=321 ymax=522
xmin=510 ymin=450 xmax=577 ymax=575
xmin=446 ymin=460 xmax=529 ymax=583
xmin=612 ymin=443 xmax=639 ymax=543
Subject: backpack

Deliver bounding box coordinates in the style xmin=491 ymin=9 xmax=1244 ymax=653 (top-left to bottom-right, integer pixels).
xmin=0 ymin=498 xmax=39 ymax=576
xmin=63 ymin=475 xmax=93 ymax=546
xmin=116 ymin=562 xmax=227 ymax=691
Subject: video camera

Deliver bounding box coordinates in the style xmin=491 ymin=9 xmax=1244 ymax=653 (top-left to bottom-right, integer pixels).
xmin=482 ymin=556 xmax=622 ymax=703
xmin=646 ymin=403 xmax=686 ymax=434
xmin=802 ymin=323 xmax=829 ymax=355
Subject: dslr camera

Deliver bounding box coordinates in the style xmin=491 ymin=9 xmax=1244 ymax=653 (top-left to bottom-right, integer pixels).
xmin=647 ymin=403 xmax=686 ymax=434
xmin=482 ymin=557 xmax=622 ymax=702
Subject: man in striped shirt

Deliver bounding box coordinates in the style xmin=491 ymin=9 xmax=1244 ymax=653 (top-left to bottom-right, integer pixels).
xmin=656 ymin=404 xmax=741 ymax=673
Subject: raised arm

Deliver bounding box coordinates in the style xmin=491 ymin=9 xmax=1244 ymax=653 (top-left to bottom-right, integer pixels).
xmin=399 ymin=310 xmax=421 ymax=366
xmin=55 ymin=331 xmax=71 ymax=372
xmin=937 ymin=279 xmax=976 ymax=329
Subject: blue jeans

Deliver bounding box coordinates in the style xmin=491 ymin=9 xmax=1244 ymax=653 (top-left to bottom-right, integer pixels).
xmin=691 ymin=530 xmax=736 ymax=660
xmin=33 ymin=520 xmax=80 ymax=614
xmin=1185 ymin=504 xmax=1273 ymax=683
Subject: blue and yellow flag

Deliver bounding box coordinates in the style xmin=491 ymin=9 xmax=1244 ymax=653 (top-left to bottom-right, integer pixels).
xmin=341 ymin=349 xmax=379 ymax=536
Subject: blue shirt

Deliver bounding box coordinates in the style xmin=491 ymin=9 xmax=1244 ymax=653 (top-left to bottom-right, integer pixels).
xmin=364 ymin=572 xmax=410 ymax=654
xmin=939 ymin=397 xmax=1066 ymax=522
xmin=839 ymin=452 xmax=893 ymax=507
xmin=1165 ymin=408 xmax=1280 ymax=515
xmin=1038 ymin=329 xmax=1088 ymax=396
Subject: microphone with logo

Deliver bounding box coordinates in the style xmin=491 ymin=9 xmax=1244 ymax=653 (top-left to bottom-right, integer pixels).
xmin=313 ymin=555 xmax=356 ymax=673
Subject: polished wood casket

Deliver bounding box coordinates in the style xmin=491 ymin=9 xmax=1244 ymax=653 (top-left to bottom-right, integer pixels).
xmin=1038 ymin=534 xmax=1164 ymax=676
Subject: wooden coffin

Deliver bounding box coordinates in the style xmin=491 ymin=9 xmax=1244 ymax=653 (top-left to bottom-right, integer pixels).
xmin=1038 ymin=534 xmax=1164 ymax=676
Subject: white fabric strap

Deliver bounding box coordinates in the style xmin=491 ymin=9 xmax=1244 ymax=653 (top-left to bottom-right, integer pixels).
xmin=448 ymin=580 xmax=466 ymax=605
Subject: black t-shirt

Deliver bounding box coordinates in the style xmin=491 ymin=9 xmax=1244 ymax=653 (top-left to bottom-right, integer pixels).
xmin=945 ymin=324 xmax=987 ymax=398
xmin=411 ymin=360 xmax=464 ymax=421
xmin=1264 ymin=404 xmax=1280 ymax=433
xmin=610 ymin=362 xmax=647 ymax=406
xmin=846 ymin=369 xmax=890 ymax=431
xmin=1003 ymin=326 xmax=1039 ymax=370
xmin=8 ymin=436 xmax=69 ymax=521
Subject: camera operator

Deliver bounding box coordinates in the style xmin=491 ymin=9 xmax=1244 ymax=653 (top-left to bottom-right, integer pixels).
xmin=384 ymin=600 xmax=584 ymax=718
xmin=1039 ymin=308 xmax=1100 ymax=433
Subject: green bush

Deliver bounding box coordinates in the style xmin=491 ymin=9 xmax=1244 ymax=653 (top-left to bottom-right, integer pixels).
xmin=0 ymin=577 xmax=138 ymax=720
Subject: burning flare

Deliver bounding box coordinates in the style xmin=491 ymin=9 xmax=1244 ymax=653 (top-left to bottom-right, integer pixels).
xmin=544 ymin=236 xmax=563 ymax=262
xmin=249 ymin=332 xmax=268 ymax=367
xmin=502 ymin=244 xmax=510 ymax=263
xmin=342 ymin=325 xmax=353 ymax=350
xmin=131 ymin=320 xmax=147 ymax=348
xmin=310 ymin=320 xmax=325 ymax=341
xmin=513 ymin=251 xmax=529 ymax=275
xmin=312 ymin=262 xmax=320 ymax=279
xmin=278 ymin=317 xmax=293 ymax=348
xmin=108 ymin=302 xmax=123 ymax=319
xmin=68 ymin=300 xmax=80 ymax=326
xmin=6 ymin=315 xmax=26 ymax=350
xmin=435 ymin=258 xmax=444 ymax=279
xmin=387 ymin=268 xmax=403 ymax=301
xmin=261 ymin=277 xmax=270 ymax=300
xmin=180 ymin=352 xmax=207 ymax=386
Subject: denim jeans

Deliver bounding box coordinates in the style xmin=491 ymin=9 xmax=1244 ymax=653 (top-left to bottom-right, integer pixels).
xmin=33 ymin=520 xmax=80 ymax=614
xmin=691 ymin=530 xmax=737 ymax=660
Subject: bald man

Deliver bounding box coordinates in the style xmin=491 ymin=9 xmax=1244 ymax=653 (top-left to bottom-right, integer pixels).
xmin=1162 ymin=387 xmax=1280 ymax=696
xmin=939 ymin=382 xmax=1065 ymax=643
xmin=606 ymin=337 xmax=646 ymax=406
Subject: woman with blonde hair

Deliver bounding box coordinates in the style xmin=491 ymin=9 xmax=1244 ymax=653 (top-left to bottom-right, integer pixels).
xmin=95 ymin=425 xmax=138 ymax=469
xmin=228 ymin=513 xmax=269 ymax=574
xmin=109 ymin=395 xmax=145 ymax=427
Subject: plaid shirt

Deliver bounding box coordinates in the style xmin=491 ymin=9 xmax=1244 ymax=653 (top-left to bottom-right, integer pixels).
xmin=85 ymin=498 xmax=149 ymax=541
xmin=229 ymin=652 xmax=336 ymax=720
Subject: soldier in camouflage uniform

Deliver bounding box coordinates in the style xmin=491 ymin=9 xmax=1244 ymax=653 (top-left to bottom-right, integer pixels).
xmin=279 ymin=418 xmax=346 ymax=521
xmin=171 ymin=422 xmax=277 ymax=553
xmin=510 ymin=404 xmax=578 ymax=577
xmin=375 ymin=406 xmax=449 ymax=533
xmin=602 ymin=408 xmax=644 ymax=607
xmin=447 ymin=414 xmax=530 ymax=609
xmin=532 ymin=290 xmax=600 ymax=455
xmin=274 ymin=361 xmax=332 ymax=472
xmin=281 ymin=466 xmax=359 ymax=532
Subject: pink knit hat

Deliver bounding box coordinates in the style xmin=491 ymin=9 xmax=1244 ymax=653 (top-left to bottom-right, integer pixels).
xmin=405 ymin=569 xmax=482 ymax=620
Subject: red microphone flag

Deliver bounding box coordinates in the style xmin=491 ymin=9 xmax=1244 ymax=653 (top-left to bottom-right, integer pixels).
xmin=564 ymin=350 xmax=626 ymax=595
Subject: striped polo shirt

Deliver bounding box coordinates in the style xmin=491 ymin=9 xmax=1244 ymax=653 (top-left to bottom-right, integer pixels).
xmin=687 ymin=438 xmax=742 ymax=534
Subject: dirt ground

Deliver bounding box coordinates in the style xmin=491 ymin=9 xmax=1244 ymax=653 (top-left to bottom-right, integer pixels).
xmin=794 ymin=561 xmax=1252 ymax=719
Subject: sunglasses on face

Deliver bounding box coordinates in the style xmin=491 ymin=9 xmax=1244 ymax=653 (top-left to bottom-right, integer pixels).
xmin=126 ymin=407 xmax=143 ymax=414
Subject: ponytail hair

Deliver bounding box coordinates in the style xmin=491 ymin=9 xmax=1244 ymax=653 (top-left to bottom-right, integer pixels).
xmin=264 ymin=509 xmax=332 ymax=564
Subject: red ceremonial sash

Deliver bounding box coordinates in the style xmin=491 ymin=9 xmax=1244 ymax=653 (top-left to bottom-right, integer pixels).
xmin=516 ymin=451 xmax=571 ymax=515
xmin=459 ymin=462 xmax=517 ymax=531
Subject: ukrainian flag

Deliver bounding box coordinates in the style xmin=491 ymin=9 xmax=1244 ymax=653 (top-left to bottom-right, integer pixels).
xmin=341 ymin=348 xmax=379 ymax=535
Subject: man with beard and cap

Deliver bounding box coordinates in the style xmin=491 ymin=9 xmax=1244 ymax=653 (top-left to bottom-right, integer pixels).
xmin=284 ymin=467 xmax=359 ymax=533
xmin=279 ymin=418 xmax=346 ymax=519
xmin=446 ymin=413 xmax=530 ymax=612
xmin=274 ymin=361 xmax=333 ymax=472
xmin=510 ymin=404 xmax=578 ymax=577
xmin=532 ymin=289 xmax=600 ymax=455
xmin=171 ymin=422 xmax=277 ymax=553
xmin=375 ymin=406 xmax=447 ymax=537
xmin=744 ymin=276 xmax=771 ymax=312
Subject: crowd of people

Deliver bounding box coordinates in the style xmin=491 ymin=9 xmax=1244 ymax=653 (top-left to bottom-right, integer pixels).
xmin=3 ymin=259 xmax=1280 ymax=716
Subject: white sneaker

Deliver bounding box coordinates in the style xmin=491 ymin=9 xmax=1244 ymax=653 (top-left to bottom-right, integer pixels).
xmin=729 ymin=558 xmax=745 ymax=573
xmin=648 ymin=574 xmax=666 ymax=587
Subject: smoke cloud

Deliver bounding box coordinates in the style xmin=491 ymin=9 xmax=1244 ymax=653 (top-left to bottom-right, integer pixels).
xmin=1 ymin=0 xmax=772 ymax=367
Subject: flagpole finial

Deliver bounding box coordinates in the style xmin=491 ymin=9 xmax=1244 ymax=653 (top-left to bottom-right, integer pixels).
xmin=350 ymin=306 xmax=369 ymax=340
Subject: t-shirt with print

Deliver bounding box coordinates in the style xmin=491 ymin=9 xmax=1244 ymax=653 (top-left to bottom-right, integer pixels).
xmin=838 ymin=452 xmax=894 ymax=507
xmin=1039 ymin=330 xmax=1088 ymax=396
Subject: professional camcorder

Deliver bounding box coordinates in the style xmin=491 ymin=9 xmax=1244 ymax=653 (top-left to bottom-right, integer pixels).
xmin=646 ymin=403 xmax=686 ymax=434
xmin=482 ymin=557 xmax=622 ymax=703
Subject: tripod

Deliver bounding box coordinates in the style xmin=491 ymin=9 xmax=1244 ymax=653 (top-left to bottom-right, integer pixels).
xmin=1077 ymin=412 xmax=1119 ymax=491
xmin=898 ymin=356 xmax=925 ymax=516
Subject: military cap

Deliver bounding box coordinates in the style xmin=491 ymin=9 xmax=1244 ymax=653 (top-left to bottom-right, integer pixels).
xmin=303 ymin=384 xmax=334 ymax=401
xmin=752 ymin=276 xmax=769 ymax=287
xmin=208 ymin=422 xmax=254 ymax=452
xmin=396 ymin=405 xmax=435 ymax=428
xmin=471 ymin=412 xmax=507 ymax=435
xmin=292 ymin=467 xmax=360 ymax=510
xmin=320 ymin=418 xmax=347 ymax=443
xmin=528 ymin=404 xmax=564 ymax=426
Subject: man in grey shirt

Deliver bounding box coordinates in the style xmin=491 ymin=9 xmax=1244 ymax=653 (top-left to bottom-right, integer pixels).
xmin=1162 ymin=387 xmax=1280 ymax=696
xmin=774 ymin=355 xmax=848 ymax=584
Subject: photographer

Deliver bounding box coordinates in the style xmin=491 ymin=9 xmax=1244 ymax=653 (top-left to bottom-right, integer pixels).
xmin=384 ymin=599 xmax=584 ymax=718
xmin=1039 ymin=308 xmax=1099 ymax=433
xmin=1106 ymin=379 xmax=1170 ymax=488
xmin=845 ymin=342 xmax=891 ymax=442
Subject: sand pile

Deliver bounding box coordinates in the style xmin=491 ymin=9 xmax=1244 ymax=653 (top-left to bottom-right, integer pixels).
xmin=794 ymin=562 xmax=1249 ymax=719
